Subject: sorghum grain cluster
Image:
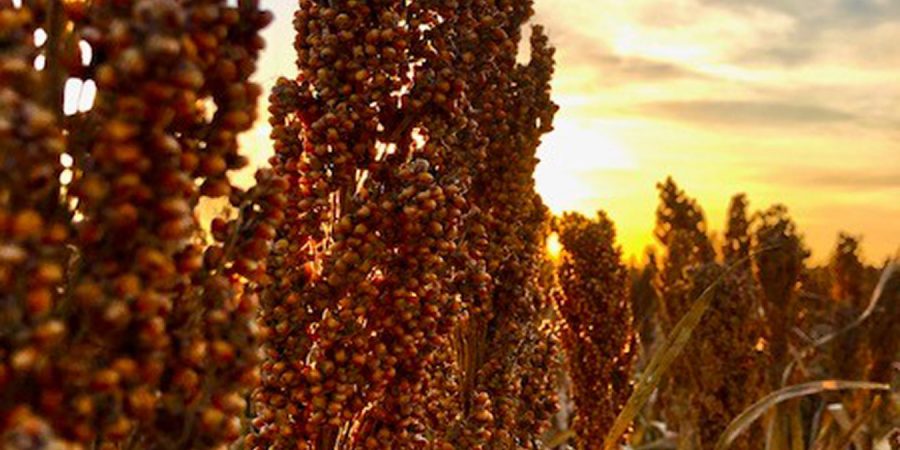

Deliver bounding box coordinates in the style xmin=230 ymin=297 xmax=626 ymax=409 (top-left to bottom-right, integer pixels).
xmin=556 ymin=212 xmax=637 ymax=449
xmin=0 ymin=1 xmax=275 ymax=449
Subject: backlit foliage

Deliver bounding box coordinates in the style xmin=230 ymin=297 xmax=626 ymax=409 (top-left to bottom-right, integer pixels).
xmin=650 ymin=181 xmax=773 ymax=449
xmin=251 ymin=1 xmax=560 ymax=449
xmin=0 ymin=2 xmax=897 ymax=450
xmin=557 ymin=212 xmax=636 ymax=449
xmin=752 ymin=205 xmax=809 ymax=381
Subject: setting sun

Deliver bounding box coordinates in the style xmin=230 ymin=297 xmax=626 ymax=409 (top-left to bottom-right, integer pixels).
xmin=2 ymin=1 xmax=898 ymax=449
xmin=248 ymin=0 xmax=898 ymax=264
xmin=535 ymin=120 xmax=635 ymax=215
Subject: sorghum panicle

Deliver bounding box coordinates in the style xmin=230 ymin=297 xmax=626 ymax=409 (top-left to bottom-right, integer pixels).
xmin=651 ymin=180 xmax=715 ymax=445
xmin=652 ymin=179 xmax=714 ymax=333
xmin=826 ymin=233 xmax=872 ymax=381
xmin=0 ymin=1 xmax=275 ymax=448
xmin=253 ymin=1 xmax=496 ymax=448
xmin=458 ymin=26 xmax=562 ymax=449
xmin=751 ymin=205 xmax=809 ymax=379
xmin=556 ymin=212 xmax=637 ymax=449
xmin=0 ymin=3 xmax=70 ymax=445
xmin=723 ymin=193 xmax=751 ymax=264
xmin=684 ymin=263 xmax=769 ymax=450
xmin=253 ymin=1 xmax=560 ymax=448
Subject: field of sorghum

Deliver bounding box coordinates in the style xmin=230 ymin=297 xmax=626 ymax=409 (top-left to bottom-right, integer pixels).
xmin=0 ymin=1 xmax=896 ymax=450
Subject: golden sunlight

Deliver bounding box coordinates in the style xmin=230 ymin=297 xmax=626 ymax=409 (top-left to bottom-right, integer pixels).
xmin=535 ymin=120 xmax=635 ymax=214
xmin=5 ymin=2 xmax=899 ymax=449
xmin=546 ymin=232 xmax=563 ymax=262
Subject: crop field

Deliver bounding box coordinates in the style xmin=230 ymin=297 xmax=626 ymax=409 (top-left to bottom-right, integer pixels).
xmin=0 ymin=1 xmax=897 ymax=449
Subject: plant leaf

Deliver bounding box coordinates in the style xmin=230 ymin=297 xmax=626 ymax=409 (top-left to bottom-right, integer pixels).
xmin=714 ymin=381 xmax=890 ymax=450
xmin=830 ymin=397 xmax=881 ymax=450
xmin=782 ymin=260 xmax=899 ymax=385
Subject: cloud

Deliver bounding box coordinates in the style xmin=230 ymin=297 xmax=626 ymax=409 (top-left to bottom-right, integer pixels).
xmin=762 ymin=170 xmax=900 ymax=190
xmin=535 ymin=0 xmax=795 ymax=66
xmin=530 ymin=0 xmax=900 ymax=262
xmin=732 ymin=45 xmax=816 ymax=67
xmin=628 ymin=100 xmax=856 ymax=127
xmin=580 ymin=49 xmax=704 ymax=84
xmin=700 ymin=0 xmax=900 ymax=69
xmin=701 ymin=0 xmax=900 ymax=25
xmin=550 ymin=29 xmax=708 ymax=86
xmin=810 ymin=173 xmax=900 ymax=189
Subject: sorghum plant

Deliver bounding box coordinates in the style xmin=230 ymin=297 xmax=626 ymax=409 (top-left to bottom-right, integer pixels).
xmin=752 ymin=205 xmax=809 ymax=381
xmin=852 ymin=257 xmax=899 ymax=432
xmin=826 ymin=233 xmax=873 ymax=382
xmin=866 ymin=263 xmax=899 ymax=385
xmin=830 ymin=233 xmax=869 ymax=310
xmin=652 ymin=179 xmax=715 ymax=337
xmin=252 ymin=0 xmax=560 ymax=447
xmin=651 ymin=179 xmax=716 ymax=445
xmin=556 ymin=212 xmax=637 ymax=449
xmin=0 ymin=1 xmax=276 ymax=449
xmin=653 ymin=179 xmax=715 ymax=332
xmin=256 ymin=2 xmax=466 ymax=448
xmin=0 ymin=3 xmax=70 ymax=445
xmin=654 ymin=178 xmax=715 ymax=265
xmin=683 ymin=263 xmax=769 ymax=450
xmin=722 ymin=193 xmax=751 ymax=264
xmin=652 ymin=182 xmax=773 ymax=449
xmin=457 ymin=26 xmax=562 ymax=449
xmin=751 ymin=205 xmax=809 ymax=450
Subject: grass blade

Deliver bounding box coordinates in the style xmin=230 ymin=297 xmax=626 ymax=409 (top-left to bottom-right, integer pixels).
xmin=780 ymin=259 xmax=898 ymax=386
xmin=714 ymin=381 xmax=890 ymax=450
xmin=830 ymin=397 xmax=881 ymax=450
xmin=812 ymin=260 xmax=897 ymax=348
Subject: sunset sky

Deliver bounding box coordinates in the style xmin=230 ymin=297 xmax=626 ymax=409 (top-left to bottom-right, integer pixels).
xmin=251 ymin=0 xmax=900 ymax=264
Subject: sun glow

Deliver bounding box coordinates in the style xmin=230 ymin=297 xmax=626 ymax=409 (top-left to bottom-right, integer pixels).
xmin=535 ymin=120 xmax=636 ymax=214
xmin=546 ymin=233 xmax=563 ymax=262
